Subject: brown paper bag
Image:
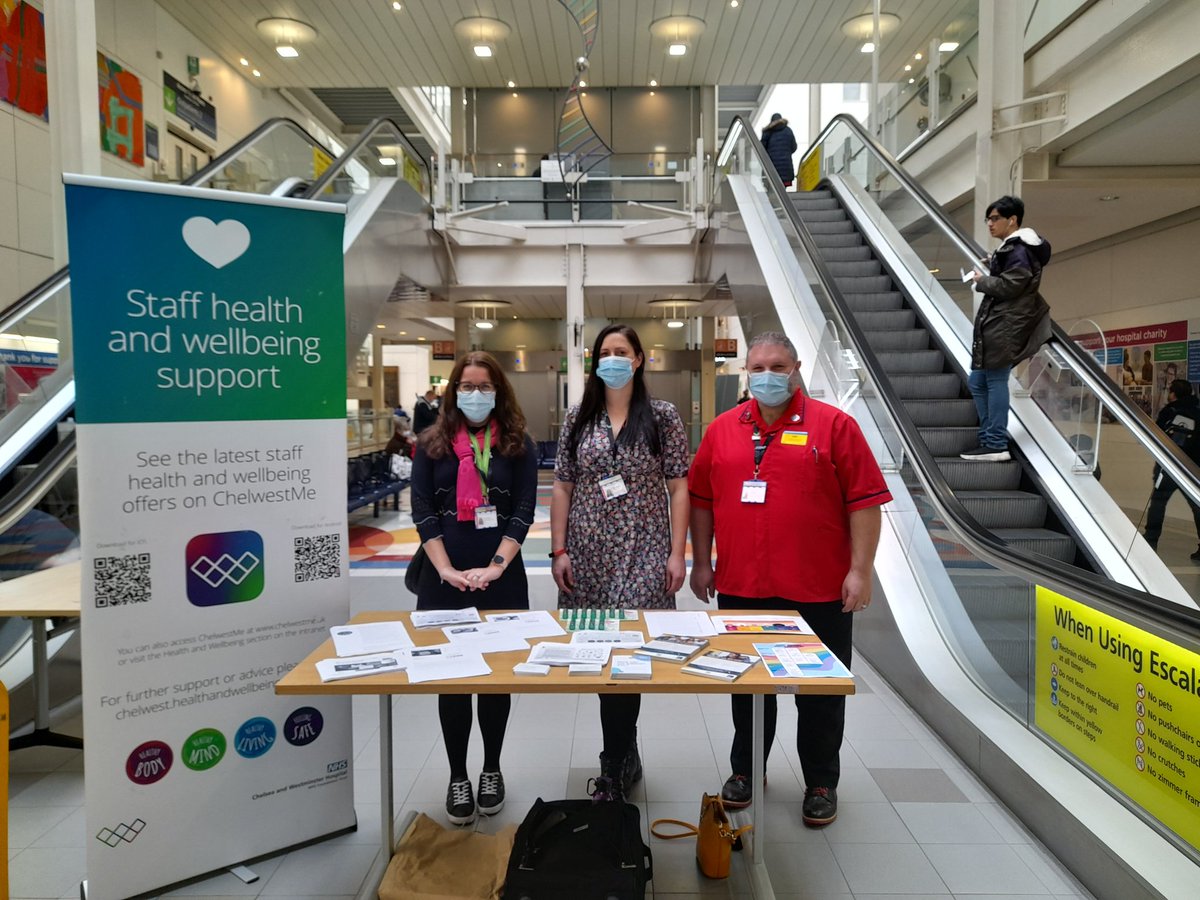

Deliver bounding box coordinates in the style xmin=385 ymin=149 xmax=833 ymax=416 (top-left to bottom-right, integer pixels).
xmin=378 ymin=813 xmax=517 ymax=900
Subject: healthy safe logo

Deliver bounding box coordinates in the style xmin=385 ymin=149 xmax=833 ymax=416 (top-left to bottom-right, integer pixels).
xmin=283 ymin=706 xmax=324 ymax=747
xmin=234 ymin=716 xmax=276 ymax=758
xmin=186 ymin=530 xmax=264 ymax=606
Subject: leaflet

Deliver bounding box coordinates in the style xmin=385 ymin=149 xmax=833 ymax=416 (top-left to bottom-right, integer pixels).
xmin=635 ymin=633 xmax=708 ymax=663
xmin=441 ymin=623 xmax=530 ymax=653
xmin=680 ymin=649 xmax=759 ymax=682
xmin=329 ymin=621 xmax=414 ymax=657
xmin=410 ymin=607 xmax=481 ymax=629
xmin=610 ymin=655 xmax=652 ymax=679
xmin=405 ymin=644 xmax=492 ymax=684
xmin=569 ymin=630 xmax=646 ymax=647
xmin=754 ymin=642 xmax=852 ymax=679
xmin=711 ymin=615 xmax=814 ymax=635
xmin=527 ymin=642 xmax=612 ymax=666
xmin=485 ymin=610 xmax=567 ymax=639
xmin=316 ymin=652 xmax=406 ymax=683
xmin=643 ymin=610 xmax=719 ymax=638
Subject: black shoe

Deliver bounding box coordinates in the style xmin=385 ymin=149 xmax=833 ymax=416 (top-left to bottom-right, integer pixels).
xmin=622 ymin=743 xmax=643 ymax=793
xmin=1145 ymin=534 xmax=1159 ymax=551
xmin=446 ymin=777 xmax=476 ymax=825
xmin=1191 ymin=546 xmax=1200 ymax=562
xmin=802 ymin=786 xmax=837 ymax=826
xmin=959 ymin=446 xmax=1011 ymax=462
xmin=477 ymin=770 xmax=505 ymax=815
xmin=720 ymin=773 xmax=752 ymax=809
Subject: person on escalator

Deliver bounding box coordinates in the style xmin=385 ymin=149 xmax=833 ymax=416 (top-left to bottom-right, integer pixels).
xmin=961 ymin=195 xmax=1052 ymax=463
xmin=1143 ymin=379 xmax=1200 ymax=561
xmin=761 ymin=113 xmax=797 ymax=188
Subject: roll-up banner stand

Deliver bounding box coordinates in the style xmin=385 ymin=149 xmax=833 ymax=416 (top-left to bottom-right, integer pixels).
xmin=64 ymin=175 xmax=355 ymax=899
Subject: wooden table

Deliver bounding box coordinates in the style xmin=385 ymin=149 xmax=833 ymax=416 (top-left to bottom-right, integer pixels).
xmin=276 ymin=610 xmax=854 ymax=900
xmin=0 ymin=561 xmax=82 ymax=750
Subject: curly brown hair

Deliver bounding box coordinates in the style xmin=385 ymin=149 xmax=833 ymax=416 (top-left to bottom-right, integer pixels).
xmin=419 ymin=351 xmax=529 ymax=458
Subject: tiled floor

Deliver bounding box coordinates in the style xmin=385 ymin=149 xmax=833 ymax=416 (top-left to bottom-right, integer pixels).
xmin=8 ymin=495 xmax=1097 ymax=899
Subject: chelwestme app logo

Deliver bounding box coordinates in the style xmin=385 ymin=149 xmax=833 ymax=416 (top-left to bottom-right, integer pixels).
xmin=186 ymin=530 xmax=264 ymax=606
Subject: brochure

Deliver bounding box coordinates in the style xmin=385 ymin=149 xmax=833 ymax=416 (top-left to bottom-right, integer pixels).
xmin=680 ymin=649 xmax=760 ymax=682
xmin=486 ymin=610 xmax=566 ymax=639
xmin=634 ymin=633 xmax=709 ymax=663
xmin=643 ymin=610 xmax=719 ymax=638
xmin=568 ymin=663 xmax=604 ymax=676
xmin=441 ymin=623 xmax=530 ymax=653
xmin=405 ymin=644 xmax=492 ymax=684
xmin=610 ymin=655 xmax=652 ymax=679
xmin=316 ymin=652 xmax=406 ymax=683
xmin=710 ymin=615 xmax=814 ymax=635
xmin=410 ymin=607 xmax=481 ymax=629
xmin=329 ymin=621 xmax=414 ymax=657
xmin=570 ymin=629 xmax=646 ymax=647
xmin=527 ymin=642 xmax=612 ymax=666
xmin=754 ymin=642 xmax=853 ymax=679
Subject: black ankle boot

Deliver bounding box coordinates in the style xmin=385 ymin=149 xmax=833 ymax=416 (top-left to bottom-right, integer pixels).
xmin=589 ymin=752 xmax=626 ymax=803
xmin=621 ymin=727 xmax=642 ymax=793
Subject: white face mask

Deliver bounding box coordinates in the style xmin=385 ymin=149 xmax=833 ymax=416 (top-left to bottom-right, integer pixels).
xmin=748 ymin=371 xmax=794 ymax=407
xmin=457 ymin=391 xmax=495 ymax=424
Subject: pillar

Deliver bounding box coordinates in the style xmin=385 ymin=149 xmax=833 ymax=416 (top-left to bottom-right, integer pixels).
xmin=973 ymin=0 xmax=1025 ymax=248
xmin=564 ymin=242 xmax=585 ymax=405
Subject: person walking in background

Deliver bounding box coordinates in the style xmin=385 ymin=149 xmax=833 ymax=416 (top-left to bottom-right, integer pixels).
xmin=411 ymin=352 xmax=538 ymax=825
xmin=689 ymin=332 xmax=891 ymax=827
xmin=1143 ymin=378 xmax=1200 ymax=561
xmin=761 ymin=113 xmax=797 ymax=188
xmin=962 ymin=195 xmax=1052 ymax=462
xmin=413 ymin=388 xmax=440 ymax=434
xmin=551 ymin=323 xmax=690 ymax=803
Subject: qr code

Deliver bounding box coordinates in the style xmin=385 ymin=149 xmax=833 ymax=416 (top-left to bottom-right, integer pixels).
xmin=294 ymin=533 xmax=341 ymax=582
xmin=94 ymin=554 xmax=151 ymax=608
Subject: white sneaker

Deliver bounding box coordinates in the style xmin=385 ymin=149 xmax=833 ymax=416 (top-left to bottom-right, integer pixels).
xmin=959 ymin=446 xmax=1011 ymax=462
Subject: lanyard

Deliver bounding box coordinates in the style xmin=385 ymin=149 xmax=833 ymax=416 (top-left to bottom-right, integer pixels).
xmin=468 ymin=424 xmax=492 ymax=498
xmin=752 ymin=429 xmax=777 ymax=479
xmin=606 ymin=417 xmax=621 ymax=466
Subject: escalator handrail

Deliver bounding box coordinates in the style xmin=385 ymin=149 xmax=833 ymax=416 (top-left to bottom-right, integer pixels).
xmin=304 ymin=116 xmax=432 ymax=206
xmin=0 ymin=429 xmax=76 ymax=537
xmin=803 ymin=112 xmax=1200 ymax=506
xmin=0 ymin=116 xmax=335 ymax=328
xmin=716 ymin=115 xmax=1200 ymax=634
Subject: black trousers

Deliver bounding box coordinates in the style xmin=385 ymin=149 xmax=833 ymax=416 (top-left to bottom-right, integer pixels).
xmin=718 ymin=594 xmax=852 ymax=789
xmin=1144 ymin=471 xmax=1200 ymax=545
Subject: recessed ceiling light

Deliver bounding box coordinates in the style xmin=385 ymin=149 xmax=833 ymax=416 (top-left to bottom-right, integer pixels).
xmin=417 ymin=336 xmax=426 ymax=341
xmin=399 ymin=330 xmax=407 ymax=335
xmin=392 ymin=1 xmax=402 ymax=9
xmin=512 ymin=91 xmax=518 ymax=97
xmin=667 ymin=320 xmax=685 ymax=328
xmin=730 ymin=0 xmax=739 ymax=6
xmin=908 ymin=77 xmax=915 ymax=84
xmin=239 ymin=57 xmax=249 ymax=66
xmin=649 ymin=90 xmax=655 ymax=95
xmin=379 ymin=156 xmax=396 ymax=166
xmin=654 ymin=145 xmax=667 ymax=152
xmin=476 ymin=321 xmax=494 ymax=330
xmin=1099 ymin=194 xmax=1120 ymax=201
xmin=473 ymin=44 xmax=494 ymax=58
xmin=668 ymin=42 xmax=687 ymax=56
xmin=578 ymin=80 xmax=587 ymax=87
xmin=654 ymin=343 xmax=665 ymax=348
xmin=507 ymin=80 xmax=515 ymax=88
xmin=581 ymin=91 xmax=587 ymax=97
xmin=514 ymin=146 xmax=526 ymax=153
xmin=938 ymin=41 xmax=959 ymax=52
xmin=903 ymin=64 xmax=911 ymax=71
xmin=275 ymin=45 xmax=299 ymax=58
xmin=860 ymin=42 xmax=874 ymax=53
xmin=929 ymin=268 xmax=940 ymax=274
xmin=914 ymin=51 xmax=923 ymax=60
xmin=376 ymin=324 xmax=386 ymax=329
xmin=252 ymin=69 xmax=262 ymax=77
xmin=649 ymin=79 xmax=658 ymax=87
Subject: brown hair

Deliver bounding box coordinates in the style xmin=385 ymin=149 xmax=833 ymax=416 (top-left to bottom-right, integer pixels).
xmin=419 ymin=351 xmax=528 ymax=458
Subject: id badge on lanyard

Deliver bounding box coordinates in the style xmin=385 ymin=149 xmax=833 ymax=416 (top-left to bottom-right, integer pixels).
xmin=470 ymin=426 xmax=497 ymax=528
xmin=474 ymin=505 xmax=498 ymax=528
xmin=742 ymin=429 xmax=774 ymax=504
xmin=599 ymin=418 xmax=628 ymax=501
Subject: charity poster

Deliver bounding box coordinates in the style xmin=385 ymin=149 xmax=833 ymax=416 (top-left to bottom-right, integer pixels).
xmin=98 ymin=52 xmax=144 ymax=165
xmin=1034 ymin=587 xmax=1200 ymax=854
xmin=1075 ymin=320 xmax=1191 ymax=417
xmin=64 ymin=176 xmax=353 ymax=899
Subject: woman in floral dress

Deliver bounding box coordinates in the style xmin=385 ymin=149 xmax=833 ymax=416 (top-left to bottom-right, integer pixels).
xmin=550 ymin=323 xmax=690 ymax=801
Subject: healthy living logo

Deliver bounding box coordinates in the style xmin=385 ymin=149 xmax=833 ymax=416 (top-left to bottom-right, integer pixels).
xmin=186 ymin=530 xmax=264 ymax=606
xmin=235 ymin=716 xmax=276 ymax=758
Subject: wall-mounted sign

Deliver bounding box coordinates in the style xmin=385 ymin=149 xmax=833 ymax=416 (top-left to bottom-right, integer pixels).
xmin=163 ymin=71 xmax=217 ymax=139
xmin=714 ymin=338 xmax=738 ymax=355
xmin=431 ymin=341 xmax=455 ymax=361
xmin=186 ymin=55 xmax=200 ymax=77
xmin=145 ymin=122 xmax=159 ymax=161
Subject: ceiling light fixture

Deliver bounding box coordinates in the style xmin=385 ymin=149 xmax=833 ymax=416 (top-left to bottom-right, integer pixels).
xmin=376 ymin=324 xmax=386 ymax=329
xmin=275 ymin=45 xmax=299 ymax=58
xmin=379 ymin=156 xmax=396 ymax=166
xmin=252 ymin=69 xmax=261 ymax=77
xmin=578 ymin=79 xmax=587 ymax=87
xmin=667 ymin=319 xmax=685 ymax=328
xmin=473 ymin=44 xmax=494 ymax=58
xmin=938 ymin=41 xmax=959 ymax=52
xmin=417 ymin=336 xmax=426 ymax=341
xmin=668 ymin=42 xmax=687 ymax=56
xmin=392 ymin=1 xmax=402 ymax=9
xmin=649 ymin=79 xmax=658 ymax=87
xmin=860 ymin=42 xmax=875 ymax=53
xmin=840 ymin=12 xmax=901 ymax=42
xmin=256 ymin=17 xmax=318 ymax=59
xmin=650 ymin=15 xmax=705 ymax=58
xmin=239 ymin=57 xmax=249 ymax=66
xmin=914 ymin=51 xmax=923 ymax=60
xmin=903 ymin=64 xmax=911 ymax=71
xmin=455 ymin=16 xmax=511 ymax=60
xmin=730 ymin=0 xmax=739 ymax=7
xmin=1099 ymin=194 xmax=1120 ymax=201
xmin=476 ymin=320 xmax=494 ymax=330
xmin=399 ymin=330 xmax=407 ymax=335
xmin=507 ymin=80 xmax=515 ymax=88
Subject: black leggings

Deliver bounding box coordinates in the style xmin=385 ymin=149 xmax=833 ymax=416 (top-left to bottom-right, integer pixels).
xmin=438 ymin=694 xmax=511 ymax=779
xmin=599 ymin=694 xmax=641 ymax=760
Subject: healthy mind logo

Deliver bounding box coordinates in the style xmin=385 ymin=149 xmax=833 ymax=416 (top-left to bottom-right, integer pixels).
xmin=182 ymin=727 xmax=227 ymax=771
xmin=235 ymin=716 xmax=276 ymax=758
xmin=186 ymin=530 xmax=264 ymax=606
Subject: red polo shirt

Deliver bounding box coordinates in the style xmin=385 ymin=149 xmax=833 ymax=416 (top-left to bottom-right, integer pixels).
xmin=688 ymin=391 xmax=892 ymax=604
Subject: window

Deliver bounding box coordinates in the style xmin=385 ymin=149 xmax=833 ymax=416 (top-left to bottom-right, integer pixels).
xmin=843 ymin=83 xmax=863 ymax=101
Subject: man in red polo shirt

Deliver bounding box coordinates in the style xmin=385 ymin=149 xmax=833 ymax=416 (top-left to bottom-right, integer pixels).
xmin=689 ymin=331 xmax=891 ymax=826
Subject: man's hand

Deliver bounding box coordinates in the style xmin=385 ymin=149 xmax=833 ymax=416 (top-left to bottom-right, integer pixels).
xmin=841 ymin=568 xmax=872 ymax=612
xmin=690 ymin=561 xmax=715 ymax=603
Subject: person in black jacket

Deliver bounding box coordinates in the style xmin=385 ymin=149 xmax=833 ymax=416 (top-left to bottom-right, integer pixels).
xmin=761 ymin=113 xmax=797 ymax=188
xmin=412 ymin=388 xmax=440 ymax=434
xmin=1143 ymin=378 xmax=1200 ymax=561
xmin=961 ymin=195 xmax=1052 ymax=462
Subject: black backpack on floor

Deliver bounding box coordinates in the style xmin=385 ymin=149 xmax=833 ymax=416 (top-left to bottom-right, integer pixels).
xmin=502 ymin=798 xmax=653 ymax=900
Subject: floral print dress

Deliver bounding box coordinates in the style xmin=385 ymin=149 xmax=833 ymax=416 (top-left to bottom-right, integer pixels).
xmin=555 ymin=399 xmax=689 ymax=608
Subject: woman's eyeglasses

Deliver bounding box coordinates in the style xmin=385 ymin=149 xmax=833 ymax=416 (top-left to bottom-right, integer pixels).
xmin=457 ymin=382 xmax=496 ymax=394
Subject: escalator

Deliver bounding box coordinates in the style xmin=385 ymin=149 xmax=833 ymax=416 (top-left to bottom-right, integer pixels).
xmin=710 ymin=114 xmax=1200 ymax=899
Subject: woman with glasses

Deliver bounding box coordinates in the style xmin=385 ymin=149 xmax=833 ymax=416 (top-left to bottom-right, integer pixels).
xmin=550 ymin=323 xmax=690 ymax=802
xmin=411 ymin=350 xmax=538 ymax=825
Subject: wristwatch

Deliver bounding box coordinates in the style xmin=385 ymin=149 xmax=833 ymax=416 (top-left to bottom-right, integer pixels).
xmin=492 ymin=554 xmax=506 ymax=567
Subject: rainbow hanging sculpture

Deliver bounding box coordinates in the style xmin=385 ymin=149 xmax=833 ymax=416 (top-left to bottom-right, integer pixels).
xmin=555 ymin=0 xmax=612 ymax=178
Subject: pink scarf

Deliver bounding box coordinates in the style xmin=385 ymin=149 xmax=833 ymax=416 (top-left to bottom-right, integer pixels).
xmin=453 ymin=424 xmax=497 ymax=521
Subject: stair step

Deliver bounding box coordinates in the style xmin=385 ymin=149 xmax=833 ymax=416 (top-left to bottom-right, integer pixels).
xmin=790 ymin=195 xmax=837 ymax=209
xmin=857 ymin=309 xmax=916 ymax=331
xmin=906 ymin=399 xmax=977 ymax=427
xmin=804 ymin=219 xmax=856 ymax=235
xmin=825 ymin=260 xmax=882 ymax=278
xmin=995 ymin=528 xmax=1077 ymax=563
xmin=890 ymin=373 xmax=962 ymax=399
xmin=795 ymin=208 xmax=847 ymax=223
xmin=959 ymin=490 xmax=1049 ymax=529
xmin=836 ymin=274 xmax=893 ymax=293
xmin=846 ymin=293 xmax=905 ymax=313
xmin=918 ymin=426 xmax=977 ymax=456
xmin=797 ymin=189 xmax=833 ymax=201
xmin=817 ymin=245 xmax=874 ymax=262
xmin=877 ymin=349 xmax=945 ymax=374
xmin=936 ymin=458 xmax=1022 ymax=490
xmin=810 ymin=232 xmax=865 ymax=249
xmin=865 ymin=329 xmax=930 ymax=352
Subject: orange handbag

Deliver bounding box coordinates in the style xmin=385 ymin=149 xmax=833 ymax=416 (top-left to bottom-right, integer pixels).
xmin=650 ymin=792 xmax=752 ymax=879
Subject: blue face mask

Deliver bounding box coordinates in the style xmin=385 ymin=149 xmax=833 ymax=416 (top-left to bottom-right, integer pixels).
xmin=457 ymin=391 xmax=496 ymax=425
xmin=595 ymin=356 xmax=635 ymax=390
xmin=748 ymin=370 xmax=794 ymax=407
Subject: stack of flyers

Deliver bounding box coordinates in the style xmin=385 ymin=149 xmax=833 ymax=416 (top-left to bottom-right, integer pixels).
xmin=754 ymin=642 xmax=852 ymax=679
xmin=485 ymin=610 xmax=566 ymax=639
xmin=329 ymin=621 xmax=414 ymax=657
xmin=610 ymin=655 xmax=652 ymax=679
xmin=711 ymin=615 xmax=813 ymax=635
xmin=570 ymin=630 xmax=646 ymax=647
xmin=410 ymin=607 xmax=481 ymax=629
xmin=527 ymin=642 xmax=612 ymax=666
xmin=634 ymin=634 xmax=708 ymax=663
xmin=680 ymin=649 xmax=760 ymax=682
xmin=316 ymin=652 xmax=405 ymax=683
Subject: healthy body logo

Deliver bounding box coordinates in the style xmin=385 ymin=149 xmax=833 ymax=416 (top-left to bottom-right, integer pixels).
xmin=186 ymin=530 xmax=264 ymax=606
xmin=126 ymin=741 xmax=172 ymax=785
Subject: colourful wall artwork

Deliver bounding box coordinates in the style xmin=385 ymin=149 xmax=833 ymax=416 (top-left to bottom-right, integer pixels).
xmin=98 ymin=53 xmax=144 ymax=165
xmin=0 ymin=1 xmax=49 ymax=121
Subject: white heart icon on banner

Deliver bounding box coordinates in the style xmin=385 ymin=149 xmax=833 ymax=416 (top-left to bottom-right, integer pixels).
xmin=181 ymin=216 xmax=251 ymax=269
